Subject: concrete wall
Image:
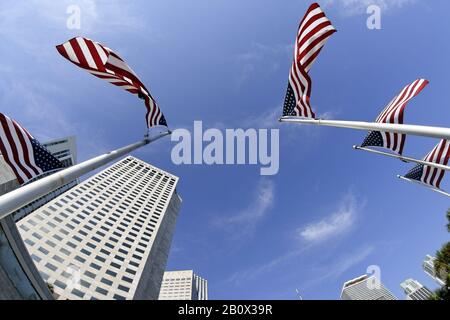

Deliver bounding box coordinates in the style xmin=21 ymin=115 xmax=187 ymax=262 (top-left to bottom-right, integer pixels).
xmin=0 ymin=155 xmax=53 ymax=300
xmin=0 ymin=215 xmax=53 ymax=300
xmin=134 ymin=192 xmax=182 ymax=300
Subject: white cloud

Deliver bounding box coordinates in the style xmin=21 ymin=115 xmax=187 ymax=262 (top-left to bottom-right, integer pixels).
xmin=301 ymin=245 xmax=375 ymax=291
xmin=226 ymin=246 xmax=311 ymax=286
xmin=31 ymin=0 xmax=145 ymax=33
xmin=214 ymin=178 xmax=274 ymax=236
xmin=297 ymin=191 xmax=361 ymax=243
xmin=225 ymin=190 xmax=366 ymax=287
xmin=323 ymin=0 xmax=417 ymax=16
xmin=233 ymin=42 xmax=292 ymax=89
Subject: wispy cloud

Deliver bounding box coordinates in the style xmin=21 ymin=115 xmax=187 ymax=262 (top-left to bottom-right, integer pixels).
xmin=214 ymin=178 xmax=274 ymax=238
xmin=323 ymin=0 xmax=418 ymax=16
xmin=297 ymin=191 xmax=361 ymax=243
xmin=301 ymin=244 xmax=375 ymax=292
xmin=232 ymin=42 xmax=292 ymax=89
xmin=226 ymin=245 xmax=311 ymax=286
xmin=0 ymin=0 xmax=151 ymax=57
xmin=226 ymin=190 xmax=365 ymax=286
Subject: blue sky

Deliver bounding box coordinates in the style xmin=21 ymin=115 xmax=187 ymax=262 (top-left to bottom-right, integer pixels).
xmin=1 ymin=0 xmax=449 ymax=300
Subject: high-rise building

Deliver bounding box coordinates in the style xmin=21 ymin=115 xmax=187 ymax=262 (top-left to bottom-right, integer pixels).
xmin=158 ymin=270 xmax=208 ymax=300
xmin=17 ymin=156 xmax=182 ymax=300
xmin=423 ymin=255 xmax=446 ymax=287
xmin=42 ymin=136 xmax=77 ymax=168
xmin=340 ymin=275 xmax=397 ymax=300
xmin=400 ymin=278 xmax=433 ymax=300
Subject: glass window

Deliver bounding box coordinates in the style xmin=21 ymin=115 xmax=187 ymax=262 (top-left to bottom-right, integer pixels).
xmin=54 ymin=280 xmax=67 ymax=289
xmin=45 ymin=262 xmax=57 ymax=272
xmin=118 ymin=285 xmax=130 ymax=293
xmin=71 ymin=288 xmax=85 ymax=298
xmin=100 ymin=278 xmax=113 ymax=286
xmin=95 ymin=287 xmax=108 ymax=296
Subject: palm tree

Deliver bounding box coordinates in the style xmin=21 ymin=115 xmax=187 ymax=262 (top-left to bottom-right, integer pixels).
xmin=430 ymin=211 xmax=450 ymax=300
xmin=447 ymin=209 xmax=450 ymax=233
xmin=435 ymin=243 xmax=450 ymax=284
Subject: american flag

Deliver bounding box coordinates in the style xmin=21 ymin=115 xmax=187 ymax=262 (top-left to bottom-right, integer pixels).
xmin=404 ymin=139 xmax=450 ymax=189
xmin=282 ymin=3 xmax=336 ymax=118
xmin=361 ymin=79 xmax=429 ymax=155
xmin=0 ymin=113 xmax=63 ymax=185
xmin=56 ymin=37 xmax=167 ymax=128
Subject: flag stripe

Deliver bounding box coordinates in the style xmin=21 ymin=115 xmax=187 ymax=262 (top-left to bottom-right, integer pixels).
xmin=361 ymin=79 xmax=428 ymax=155
xmin=282 ymin=3 xmax=335 ymax=118
xmin=405 ymin=140 xmax=450 ymax=189
xmin=57 ymin=37 xmax=167 ymax=128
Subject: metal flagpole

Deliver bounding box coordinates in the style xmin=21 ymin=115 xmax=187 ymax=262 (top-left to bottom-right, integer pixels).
xmin=0 ymin=131 xmax=171 ymax=220
xmin=279 ymin=116 xmax=450 ymax=140
xmin=397 ymin=175 xmax=450 ymax=198
xmin=352 ymin=146 xmax=450 ymax=172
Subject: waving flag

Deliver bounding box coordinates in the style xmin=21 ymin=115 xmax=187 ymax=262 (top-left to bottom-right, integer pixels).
xmin=282 ymin=3 xmax=336 ymax=119
xmin=403 ymin=140 xmax=450 ymax=189
xmin=0 ymin=113 xmax=63 ymax=185
xmin=56 ymin=37 xmax=167 ymax=128
xmin=360 ymin=79 xmax=429 ymax=155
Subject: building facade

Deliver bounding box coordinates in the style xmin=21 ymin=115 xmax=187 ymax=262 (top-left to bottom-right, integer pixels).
xmin=0 ymin=136 xmax=78 ymax=300
xmin=341 ymin=275 xmax=397 ymax=300
xmin=17 ymin=156 xmax=181 ymax=300
xmin=158 ymin=270 xmax=208 ymax=300
xmin=423 ymin=255 xmax=446 ymax=287
xmin=43 ymin=136 xmax=77 ymax=168
xmin=400 ymin=278 xmax=433 ymax=300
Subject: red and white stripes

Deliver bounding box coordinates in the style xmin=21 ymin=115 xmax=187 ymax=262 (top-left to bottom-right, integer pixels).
xmin=56 ymin=37 xmax=166 ymax=128
xmin=421 ymin=139 xmax=450 ymax=188
xmin=288 ymin=2 xmax=336 ymax=118
xmin=0 ymin=113 xmax=43 ymax=184
xmin=375 ymin=79 xmax=429 ymax=154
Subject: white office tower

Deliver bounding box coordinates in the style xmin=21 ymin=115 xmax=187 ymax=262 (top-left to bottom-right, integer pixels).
xmin=400 ymin=279 xmax=433 ymax=300
xmin=43 ymin=136 xmax=77 ymax=168
xmin=341 ymin=275 xmax=397 ymax=300
xmin=159 ymin=270 xmax=208 ymax=300
xmin=423 ymin=255 xmax=446 ymax=287
xmin=17 ymin=156 xmax=182 ymax=300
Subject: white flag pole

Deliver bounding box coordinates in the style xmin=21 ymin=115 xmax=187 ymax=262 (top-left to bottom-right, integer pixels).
xmin=352 ymin=146 xmax=450 ymax=172
xmin=0 ymin=131 xmax=171 ymax=220
xmin=397 ymin=175 xmax=450 ymax=198
xmin=279 ymin=116 xmax=450 ymax=140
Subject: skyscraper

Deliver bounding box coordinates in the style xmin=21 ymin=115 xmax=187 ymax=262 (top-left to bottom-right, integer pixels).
xmin=340 ymin=274 xmax=397 ymax=300
xmin=423 ymin=255 xmax=446 ymax=287
xmin=400 ymin=278 xmax=433 ymax=300
xmin=17 ymin=156 xmax=182 ymax=300
xmin=42 ymin=136 xmax=77 ymax=168
xmin=158 ymin=270 xmax=208 ymax=300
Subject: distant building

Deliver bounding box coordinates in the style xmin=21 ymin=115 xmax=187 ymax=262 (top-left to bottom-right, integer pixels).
xmin=0 ymin=136 xmax=78 ymax=222
xmin=423 ymin=255 xmax=446 ymax=287
xmin=400 ymin=279 xmax=433 ymax=300
xmin=159 ymin=270 xmax=208 ymax=300
xmin=341 ymin=274 xmax=397 ymax=300
xmin=42 ymin=136 xmax=77 ymax=168
xmin=18 ymin=156 xmax=181 ymax=300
